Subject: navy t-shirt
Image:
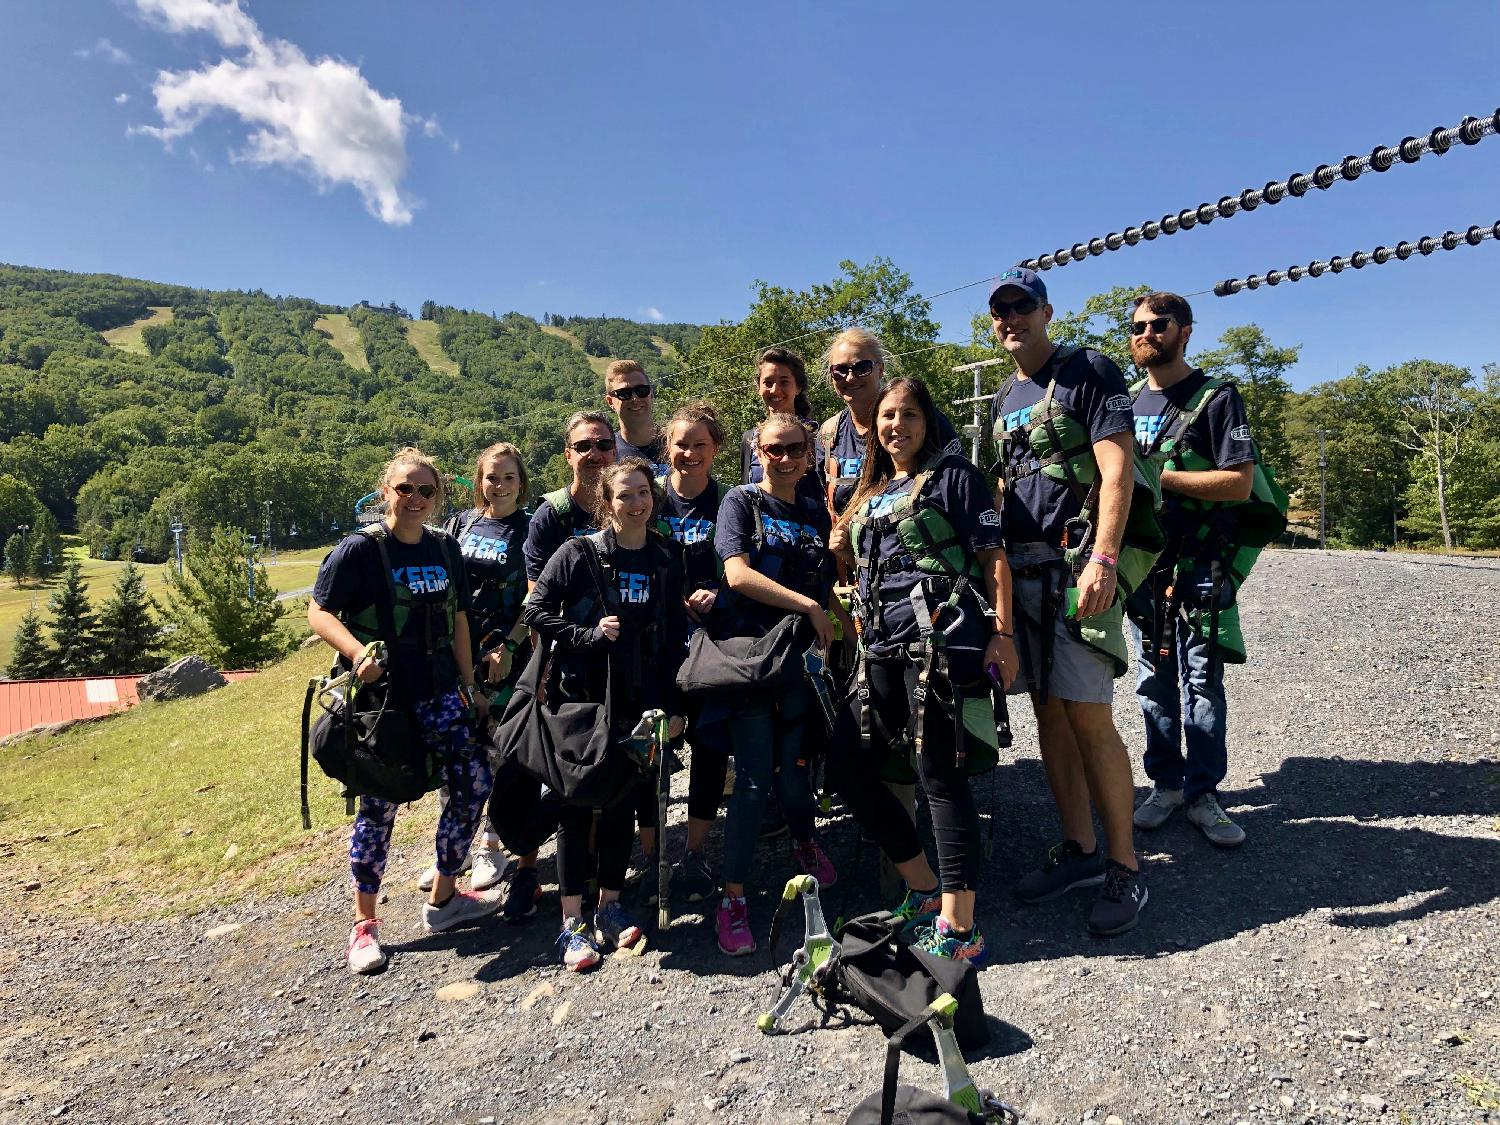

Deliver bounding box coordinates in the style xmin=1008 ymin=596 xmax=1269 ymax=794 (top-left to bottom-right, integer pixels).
xmin=826 ymin=407 xmax=965 ymax=515
xmin=855 ymin=459 xmax=1003 ymax=663
xmin=713 ymin=485 xmax=835 ymax=639
xmin=522 ymin=490 xmax=597 ymax=582
xmin=740 ymin=421 xmax=826 ymax=506
xmin=658 ymin=476 xmax=724 ymax=593
xmin=445 ymin=509 xmax=530 ymax=654
xmin=988 ymin=346 xmax=1134 ymax=551
xmin=616 ymin=430 xmax=669 ymax=478
xmin=1134 ymin=370 xmax=1255 ymax=543
xmin=312 ymin=527 xmax=472 ymax=703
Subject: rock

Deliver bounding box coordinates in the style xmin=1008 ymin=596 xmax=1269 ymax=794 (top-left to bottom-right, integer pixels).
xmin=23 ymin=880 xmax=42 ymax=892
xmin=520 ymin=983 xmax=556 ymax=1011
xmin=222 ymin=844 xmax=239 ymax=863
xmin=137 ymin=656 xmax=228 ymax=703
xmin=729 ymin=1049 xmax=752 ymax=1065
xmin=1279 ymin=1095 xmax=1294 ymax=1109
xmin=203 ymin=923 xmax=242 ymax=940
xmin=1359 ymin=1094 xmax=1386 ymax=1111
xmin=551 ymin=1000 xmax=572 ymax=1026
xmin=435 ymin=981 xmax=480 ymax=1002
xmin=417 ymin=1029 xmax=436 ymax=1042
xmin=1338 ymin=1030 xmax=1368 ymax=1043
xmin=1104 ymin=1116 xmax=1124 ymax=1125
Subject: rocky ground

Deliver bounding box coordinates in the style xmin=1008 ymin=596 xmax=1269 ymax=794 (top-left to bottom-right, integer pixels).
xmin=1 ymin=550 xmax=1497 ymax=1125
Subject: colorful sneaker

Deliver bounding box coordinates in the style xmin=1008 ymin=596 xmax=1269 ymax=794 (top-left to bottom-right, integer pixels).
xmin=792 ymin=839 xmax=837 ymax=889
xmin=421 ymin=889 xmax=500 ymax=933
xmin=1133 ymin=785 xmax=1185 ymax=830
xmin=502 ymin=865 xmax=541 ymax=924
xmin=912 ymin=916 xmax=987 ymax=965
xmin=1185 ymin=793 xmax=1246 ymax=848
xmin=672 ymin=850 xmax=717 ymax=903
xmin=1013 ymin=840 xmax=1106 ymax=904
xmin=557 ymin=916 xmax=601 ymax=972
xmin=716 ymin=895 xmax=756 ymax=956
xmin=593 ymin=900 xmax=645 ymax=952
xmin=891 ymin=885 xmax=942 ymax=934
xmin=346 ymin=919 xmax=387 ymax=975
xmin=1087 ymin=860 xmax=1149 ymax=936
xmin=470 ymin=848 xmax=509 ymax=891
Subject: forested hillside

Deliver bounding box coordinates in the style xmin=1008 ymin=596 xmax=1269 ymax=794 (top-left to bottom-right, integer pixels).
xmin=0 ymin=263 xmax=699 ymax=564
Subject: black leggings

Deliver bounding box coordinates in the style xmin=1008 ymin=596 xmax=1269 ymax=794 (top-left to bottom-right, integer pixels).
xmin=830 ymin=656 xmax=984 ymax=891
xmin=557 ymin=802 xmax=633 ymax=898
xmin=486 ymin=761 xmax=559 ymax=858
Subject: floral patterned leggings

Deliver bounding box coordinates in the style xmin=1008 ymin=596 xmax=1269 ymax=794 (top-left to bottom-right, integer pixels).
xmin=349 ymin=690 xmax=493 ymax=895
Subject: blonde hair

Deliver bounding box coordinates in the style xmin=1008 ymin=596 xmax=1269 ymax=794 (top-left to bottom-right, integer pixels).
xmin=380 ymin=446 xmax=446 ymax=508
xmin=820 ymin=326 xmax=888 ymax=388
xmin=667 ymin=400 xmax=725 ymax=449
xmin=472 ymin=442 xmax=529 ymax=510
xmin=605 ymin=358 xmax=646 ymax=386
xmin=592 ymin=457 xmax=662 ymax=529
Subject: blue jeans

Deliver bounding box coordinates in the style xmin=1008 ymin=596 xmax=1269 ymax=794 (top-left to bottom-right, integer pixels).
xmin=720 ymin=681 xmax=819 ymax=886
xmin=1127 ymin=583 xmax=1228 ymax=802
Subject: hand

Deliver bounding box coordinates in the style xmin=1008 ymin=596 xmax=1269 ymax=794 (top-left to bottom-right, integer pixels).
xmin=667 ymin=714 xmax=686 ymax=740
xmin=482 ymin=647 xmax=511 ymax=683
xmin=828 ymin=523 xmax=854 ymax=565
xmin=598 ymin=614 xmax=621 ymax=642
xmin=806 ymin=603 xmax=835 ymax=652
xmin=1074 ymin=561 xmax=1118 ymax=619
xmin=984 ymin=633 xmax=1018 ymax=691
xmin=472 ymin=691 xmax=491 ymax=721
xmin=354 ymin=654 xmax=385 ymax=684
xmin=685 ymin=588 xmax=717 ymax=622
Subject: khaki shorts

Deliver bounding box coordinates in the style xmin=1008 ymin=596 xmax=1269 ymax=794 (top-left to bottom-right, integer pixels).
xmin=1005 ymin=552 xmax=1114 ymax=705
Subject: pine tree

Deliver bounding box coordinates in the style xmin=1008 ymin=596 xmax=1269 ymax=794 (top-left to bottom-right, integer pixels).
xmin=5 ymin=607 xmax=53 ymax=679
xmin=3 ymin=533 xmax=28 ymax=588
xmin=46 ymin=560 xmax=102 ymax=676
xmin=162 ymin=525 xmax=287 ymax=668
xmin=95 ymin=562 xmax=164 ymax=674
xmin=26 ymin=509 xmax=61 ymax=580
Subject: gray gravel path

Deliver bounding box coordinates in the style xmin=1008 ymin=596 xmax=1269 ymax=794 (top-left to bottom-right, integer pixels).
xmin=2 ymin=550 xmax=1497 ymax=1125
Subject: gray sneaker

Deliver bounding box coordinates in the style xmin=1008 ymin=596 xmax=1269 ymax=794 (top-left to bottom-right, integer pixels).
xmin=421 ymin=889 xmax=500 ymax=933
xmin=1014 ymin=840 xmax=1107 ymax=904
xmin=1087 ymin=860 xmax=1148 ymax=936
xmin=1133 ymin=785 xmax=1184 ymax=830
xmin=1185 ymin=793 xmax=1246 ymax=847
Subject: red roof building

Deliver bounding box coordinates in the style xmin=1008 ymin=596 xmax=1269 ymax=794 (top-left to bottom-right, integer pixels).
xmin=0 ymin=672 xmax=257 ymax=742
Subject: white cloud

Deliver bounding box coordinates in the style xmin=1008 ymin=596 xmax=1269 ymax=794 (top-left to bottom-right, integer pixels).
xmin=76 ymin=38 xmax=133 ymax=64
xmin=644 ymin=307 xmax=665 ymax=323
xmin=132 ymin=0 xmax=420 ymax=225
xmin=115 ymin=93 xmax=131 ymax=104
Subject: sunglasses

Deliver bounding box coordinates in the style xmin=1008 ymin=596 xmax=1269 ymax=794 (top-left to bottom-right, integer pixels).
xmin=608 ymin=384 xmax=653 ymax=401
xmin=990 ymin=296 xmax=1040 ymax=319
xmin=759 ymin=441 xmax=807 ymax=461
xmin=392 ymin=483 xmax=438 ymax=499
xmin=1130 ymin=316 xmax=1177 ymax=337
xmin=828 ymin=359 xmax=876 ymax=380
xmin=569 ymin=438 xmax=617 ymax=454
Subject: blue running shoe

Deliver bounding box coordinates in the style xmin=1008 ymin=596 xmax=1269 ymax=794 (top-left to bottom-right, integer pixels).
xmin=912 ymin=916 xmax=987 ymax=965
xmin=557 ymin=916 xmax=601 ymax=972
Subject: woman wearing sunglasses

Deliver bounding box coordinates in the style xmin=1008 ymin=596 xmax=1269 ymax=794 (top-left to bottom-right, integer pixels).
xmin=705 ymin=413 xmax=847 ymax=956
xmin=521 ymin=458 xmax=688 ymax=971
xmin=740 ymin=347 xmax=824 ymax=505
xmin=819 ymin=328 xmax=965 ymax=516
xmin=829 ymin=380 xmax=1016 ymax=964
xmin=308 ymin=448 xmax=498 ymax=975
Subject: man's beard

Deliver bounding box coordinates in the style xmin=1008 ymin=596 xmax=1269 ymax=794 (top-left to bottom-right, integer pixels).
xmin=1133 ymin=336 xmax=1182 ymax=369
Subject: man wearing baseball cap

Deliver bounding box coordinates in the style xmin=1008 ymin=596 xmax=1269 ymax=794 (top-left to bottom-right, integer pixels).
xmin=986 ymin=267 xmax=1148 ymax=935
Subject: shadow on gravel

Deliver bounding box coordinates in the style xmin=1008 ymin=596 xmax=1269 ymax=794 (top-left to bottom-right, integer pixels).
xmin=980 ymin=756 xmax=1500 ymax=966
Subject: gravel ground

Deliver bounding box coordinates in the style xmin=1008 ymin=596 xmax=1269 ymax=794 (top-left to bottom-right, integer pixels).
xmin=2 ymin=550 xmax=1497 ymax=1125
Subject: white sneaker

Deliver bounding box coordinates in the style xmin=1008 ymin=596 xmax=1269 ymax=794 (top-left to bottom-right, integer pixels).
xmin=422 ymin=889 xmax=501 ymax=933
xmin=1186 ymin=793 xmax=1246 ymax=848
xmin=1133 ymin=785 xmax=1184 ymax=830
xmin=470 ymin=849 xmax=509 ymax=892
xmin=418 ymin=849 xmax=473 ymax=891
xmin=347 ymin=919 xmax=387 ymax=974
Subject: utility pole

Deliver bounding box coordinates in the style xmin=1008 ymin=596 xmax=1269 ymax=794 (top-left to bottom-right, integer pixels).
xmin=950 ymin=357 xmax=1010 ymax=465
xmin=170 ymin=520 xmax=185 ymax=575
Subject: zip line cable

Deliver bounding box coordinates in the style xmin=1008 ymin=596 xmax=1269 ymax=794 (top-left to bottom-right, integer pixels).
xmin=1016 ymin=110 xmax=1499 ymax=274
xmin=1213 ymin=220 xmax=1500 ymax=296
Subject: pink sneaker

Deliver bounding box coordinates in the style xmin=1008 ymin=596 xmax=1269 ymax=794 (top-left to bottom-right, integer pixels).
xmin=346 ymin=918 xmax=387 ymax=975
xmin=793 ymin=839 xmax=837 ymax=889
xmin=716 ymin=896 xmax=757 ymax=956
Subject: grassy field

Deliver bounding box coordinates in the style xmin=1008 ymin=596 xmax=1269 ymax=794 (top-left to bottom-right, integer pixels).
xmin=312 ymin=312 xmax=369 ymax=371
xmin=404 ymin=318 xmax=459 ymax=376
xmin=0 ymin=545 xmax=327 ymax=658
xmin=0 ymin=644 xmax=438 ymax=917
xmin=100 ymin=306 xmax=174 ymax=354
xmin=540 ymin=323 xmax=613 ymax=376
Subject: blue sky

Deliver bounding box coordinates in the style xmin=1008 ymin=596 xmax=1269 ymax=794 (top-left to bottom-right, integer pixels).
xmin=3 ymin=1 xmax=1497 ymax=389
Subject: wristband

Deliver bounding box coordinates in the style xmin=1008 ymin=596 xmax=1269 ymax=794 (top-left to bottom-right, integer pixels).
xmin=503 ymin=638 xmax=520 ymax=654
xmin=1090 ymin=552 xmax=1118 ymax=569
xmin=994 ymin=630 xmax=1014 ymax=639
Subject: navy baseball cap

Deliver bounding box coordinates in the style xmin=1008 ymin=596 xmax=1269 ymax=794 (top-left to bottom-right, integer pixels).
xmin=988 ymin=266 xmax=1047 ymax=305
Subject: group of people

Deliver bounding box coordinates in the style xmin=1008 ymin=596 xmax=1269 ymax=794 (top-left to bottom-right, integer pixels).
xmin=308 ymin=269 xmax=1263 ymax=978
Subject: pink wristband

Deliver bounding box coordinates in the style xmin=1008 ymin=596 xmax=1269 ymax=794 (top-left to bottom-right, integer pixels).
xmin=1091 ymin=551 xmax=1118 ymax=569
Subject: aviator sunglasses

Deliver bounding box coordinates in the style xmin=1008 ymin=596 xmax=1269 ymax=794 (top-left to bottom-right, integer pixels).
xmin=392 ymin=482 xmax=438 ymax=499
xmin=828 ymin=358 xmax=876 ymax=380
xmin=569 ymin=437 xmax=617 ymax=454
xmin=759 ymin=440 xmax=807 ymax=460
xmin=608 ymin=383 xmax=653 ymax=401
xmin=1130 ymin=316 xmax=1178 ymax=336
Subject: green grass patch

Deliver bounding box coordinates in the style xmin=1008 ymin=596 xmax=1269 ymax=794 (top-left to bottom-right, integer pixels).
xmin=0 ymin=644 xmax=437 ymax=918
xmin=313 ymin=313 xmax=369 ymax=371
xmin=540 ymin=324 xmax=612 ymax=376
xmin=100 ymin=306 xmax=174 ymax=354
xmin=404 ymin=318 xmax=459 ymax=377
xmin=0 ymin=546 xmax=327 ymax=660
xmin=1457 ymin=1073 xmax=1500 ymax=1111
xmin=650 ymin=335 xmax=682 ymax=362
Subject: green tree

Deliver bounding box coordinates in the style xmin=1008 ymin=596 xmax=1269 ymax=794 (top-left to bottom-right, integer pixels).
xmin=4 ymin=532 xmax=29 ymax=587
xmin=5 ymin=607 xmax=53 ymax=679
xmin=26 ymin=508 xmax=61 ymax=580
xmin=161 ymin=525 xmax=287 ymax=668
xmin=1194 ymin=324 xmax=1299 ymax=477
xmin=0 ymin=472 xmax=42 ymax=543
xmin=1047 ymin=283 xmax=1153 ymax=374
xmin=94 ymin=562 xmax=164 ymax=674
xmin=45 ymin=560 xmax=102 ymax=676
xmin=1377 ymin=359 xmax=1481 ymax=550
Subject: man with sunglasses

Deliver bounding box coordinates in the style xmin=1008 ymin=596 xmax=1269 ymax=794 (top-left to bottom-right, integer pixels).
xmin=1125 ymin=293 xmax=1254 ymax=848
xmin=604 ymin=359 xmax=669 ymax=477
xmin=523 ymin=410 xmax=618 ymax=588
xmin=985 ymin=266 xmax=1147 ymax=936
